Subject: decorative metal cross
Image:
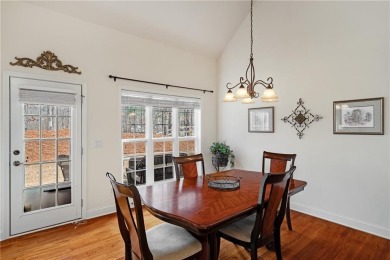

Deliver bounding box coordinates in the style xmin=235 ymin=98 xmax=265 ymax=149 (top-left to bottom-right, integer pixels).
xmin=281 ymin=98 xmax=322 ymax=139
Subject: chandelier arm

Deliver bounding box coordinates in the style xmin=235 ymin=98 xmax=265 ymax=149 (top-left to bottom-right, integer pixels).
xmin=226 ymin=77 xmax=248 ymax=90
xmin=254 ymin=77 xmax=274 ymax=88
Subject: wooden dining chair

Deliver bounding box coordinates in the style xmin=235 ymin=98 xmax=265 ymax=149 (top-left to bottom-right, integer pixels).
xmin=172 ymin=153 xmax=205 ymax=181
xmin=262 ymin=151 xmax=297 ymax=231
xmin=216 ymin=166 xmax=296 ymax=260
xmin=106 ymin=172 xmax=202 ymax=260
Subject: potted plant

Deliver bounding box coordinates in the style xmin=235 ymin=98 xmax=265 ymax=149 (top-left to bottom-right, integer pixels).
xmin=210 ymin=141 xmax=235 ymax=169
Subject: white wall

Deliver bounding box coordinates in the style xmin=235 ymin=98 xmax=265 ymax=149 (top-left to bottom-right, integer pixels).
xmin=218 ymin=1 xmax=389 ymax=238
xmin=1 ymin=2 xmax=217 ymax=239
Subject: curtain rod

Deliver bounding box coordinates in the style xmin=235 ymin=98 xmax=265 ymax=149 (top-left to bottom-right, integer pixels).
xmin=109 ymin=75 xmax=213 ymax=94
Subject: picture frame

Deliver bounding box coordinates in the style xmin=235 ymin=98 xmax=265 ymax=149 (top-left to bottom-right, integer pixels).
xmin=333 ymin=97 xmax=384 ymax=135
xmin=248 ymin=107 xmax=274 ymax=133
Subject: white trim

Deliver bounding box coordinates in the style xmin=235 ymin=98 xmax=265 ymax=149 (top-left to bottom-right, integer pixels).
xmin=1 ymin=71 xmax=87 ymax=241
xmin=85 ymin=205 xmax=116 ymax=219
xmin=291 ymin=202 xmax=390 ymax=239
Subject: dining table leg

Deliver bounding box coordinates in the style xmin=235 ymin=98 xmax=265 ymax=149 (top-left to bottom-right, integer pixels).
xmin=208 ymin=232 xmax=219 ymax=260
xmin=198 ymin=234 xmax=210 ymax=259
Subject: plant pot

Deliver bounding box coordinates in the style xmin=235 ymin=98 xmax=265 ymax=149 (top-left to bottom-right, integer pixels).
xmin=212 ymin=154 xmax=229 ymax=167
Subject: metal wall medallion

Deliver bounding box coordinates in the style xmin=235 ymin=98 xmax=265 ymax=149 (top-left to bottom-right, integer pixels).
xmin=10 ymin=51 xmax=81 ymax=74
xmin=281 ymin=98 xmax=322 ymax=139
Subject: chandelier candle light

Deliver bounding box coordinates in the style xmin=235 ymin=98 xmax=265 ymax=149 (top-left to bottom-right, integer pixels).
xmin=223 ymin=0 xmax=278 ymax=104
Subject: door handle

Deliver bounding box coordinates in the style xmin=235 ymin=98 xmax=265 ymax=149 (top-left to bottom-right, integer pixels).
xmin=13 ymin=161 xmax=23 ymax=166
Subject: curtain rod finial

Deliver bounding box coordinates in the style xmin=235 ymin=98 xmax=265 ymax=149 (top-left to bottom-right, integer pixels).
xmin=109 ymin=75 xmax=117 ymax=82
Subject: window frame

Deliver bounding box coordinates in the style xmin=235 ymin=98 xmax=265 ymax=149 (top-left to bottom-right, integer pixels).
xmin=121 ymin=90 xmax=201 ymax=186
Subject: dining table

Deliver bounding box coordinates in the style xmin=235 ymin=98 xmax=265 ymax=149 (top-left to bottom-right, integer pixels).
xmin=137 ymin=169 xmax=307 ymax=260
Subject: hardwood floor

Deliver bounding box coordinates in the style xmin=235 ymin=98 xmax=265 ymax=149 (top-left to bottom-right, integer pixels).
xmin=1 ymin=210 xmax=389 ymax=259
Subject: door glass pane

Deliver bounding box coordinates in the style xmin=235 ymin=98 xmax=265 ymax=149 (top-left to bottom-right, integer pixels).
xmin=58 ymin=160 xmax=70 ymax=182
xmin=25 ymin=164 xmax=40 ymax=188
xmin=58 ymin=106 xmax=70 ymax=116
xmin=24 ymin=116 xmax=39 ymax=139
xmin=41 ymin=116 xmax=56 ymax=138
xmin=58 ymin=117 xmax=71 ymax=138
xmin=41 ymin=140 xmax=56 ymax=162
xmin=25 ymin=140 xmax=40 ymax=163
xmin=23 ymin=188 xmax=40 ymax=212
xmin=24 ymin=104 xmax=40 ymax=115
xmin=58 ymin=183 xmax=71 ymax=206
xmin=41 ymin=185 xmax=56 ymax=209
xmin=42 ymin=163 xmax=57 ymax=185
xmin=58 ymin=139 xmax=71 ymax=157
xmin=41 ymin=105 xmax=56 ymax=116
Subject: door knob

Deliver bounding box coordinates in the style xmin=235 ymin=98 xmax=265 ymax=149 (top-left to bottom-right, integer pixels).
xmin=13 ymin=161 xmax=22 ymax=166
xmin=13 ymin=150 xmax=20 ymax=155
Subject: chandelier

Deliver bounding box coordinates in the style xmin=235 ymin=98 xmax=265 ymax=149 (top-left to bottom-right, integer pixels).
xmin=223 ymin=0 xmax=278 ymax=104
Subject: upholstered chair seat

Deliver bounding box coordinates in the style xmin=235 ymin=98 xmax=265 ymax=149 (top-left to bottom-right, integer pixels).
xmin=218 ymin=214 xmax=256 ymax=243
xmin=146 ymin=223 xmax=202 ymax=259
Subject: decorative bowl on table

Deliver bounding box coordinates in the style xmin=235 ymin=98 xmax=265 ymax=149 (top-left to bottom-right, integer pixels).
xmin=206 ymin=175 xmax=242 ymax=191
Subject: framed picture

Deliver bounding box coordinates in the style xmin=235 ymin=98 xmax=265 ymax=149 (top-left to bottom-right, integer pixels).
xmin=248 ymin=107 xmax=274 ymax=133
xmin=333 ymin=97 xmax=384 ymax=135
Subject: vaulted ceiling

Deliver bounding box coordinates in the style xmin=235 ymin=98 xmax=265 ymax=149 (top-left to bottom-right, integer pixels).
xmin=31 ymin=1 xmax=251 ymax=59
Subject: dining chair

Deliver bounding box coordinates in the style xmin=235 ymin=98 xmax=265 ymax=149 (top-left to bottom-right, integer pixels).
xmin=216 ymin=166 xmax=296 ymax=260
xmin=172 ymin=153 xmax=205 ymax=181
xmin=106 ymin=172 xmax=202 ymax=260
xmin=262 ymin=151 xmax=297 ymax=231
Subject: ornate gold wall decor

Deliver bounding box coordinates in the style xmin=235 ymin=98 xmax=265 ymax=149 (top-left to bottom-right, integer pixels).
xmin=281 ymin=98 xmax=322 ymax=139
xmin=10 ymin=51 xmax=81 ymax=74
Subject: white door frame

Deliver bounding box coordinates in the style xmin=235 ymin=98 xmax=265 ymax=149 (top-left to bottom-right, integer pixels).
xmin=1 ymin=71 xmax=88 ymax=240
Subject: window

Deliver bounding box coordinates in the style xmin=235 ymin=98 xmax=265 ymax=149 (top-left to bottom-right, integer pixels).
xmin=121 ymin=91 xmax=201 ymax=185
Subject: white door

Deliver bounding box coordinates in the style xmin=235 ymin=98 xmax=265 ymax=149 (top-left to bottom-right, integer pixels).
xmin=9 ymin=77 xmax=82 ymax=235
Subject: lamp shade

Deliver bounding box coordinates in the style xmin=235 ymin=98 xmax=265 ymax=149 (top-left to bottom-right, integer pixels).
xmin=260 ymin=87 xmax=278 ymax=102
xmin=234 ymin=85 xmax=250 ymax=99
xmin=241 ymin=97 xmax=255 ymax=104
xmin=223 ymin=90 xmax=237 ymax=102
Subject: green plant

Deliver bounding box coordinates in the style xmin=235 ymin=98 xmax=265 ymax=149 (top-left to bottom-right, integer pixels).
xmin=209 ymin=141 xmax=235 ymax=168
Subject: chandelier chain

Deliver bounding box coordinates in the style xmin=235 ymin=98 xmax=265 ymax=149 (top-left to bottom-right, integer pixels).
xmin=250 ymin=0 xmax=253 ymax=58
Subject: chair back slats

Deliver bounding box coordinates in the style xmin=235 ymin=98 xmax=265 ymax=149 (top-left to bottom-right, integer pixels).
xmin=172 ymin=153 xmax=205 ymax=181
xmin=106 ymin=172 xmax=152 ymax=260
xmin=252 ymin=167 xmax=295 ymax=242
xmin=181 ymin=162 xmax=198 ymax=178
xmin=270 ymin=160 xmax=288 ymax=173
xmin=261 ymin=181 xmax=287 ymax=238
xmin=262 ymin=151 xmax=296 ymax=173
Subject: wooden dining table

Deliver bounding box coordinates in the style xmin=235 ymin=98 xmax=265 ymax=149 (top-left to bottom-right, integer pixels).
xmin=138 ymin=169 xmax=307 ymax=259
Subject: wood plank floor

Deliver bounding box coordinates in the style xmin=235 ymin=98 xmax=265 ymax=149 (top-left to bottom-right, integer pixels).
xmin=1 ymin=210 xmax=389 ymax=259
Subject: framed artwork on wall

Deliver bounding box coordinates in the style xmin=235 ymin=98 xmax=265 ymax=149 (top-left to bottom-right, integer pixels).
xmin=333 ymin=97 xmax=384 ymax=135
xmin=248 ymin=107 xmax=274 ymax=133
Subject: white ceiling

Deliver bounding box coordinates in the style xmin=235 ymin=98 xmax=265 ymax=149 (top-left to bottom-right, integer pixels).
xmin=30 ymin=1 xmax=251 ymax=59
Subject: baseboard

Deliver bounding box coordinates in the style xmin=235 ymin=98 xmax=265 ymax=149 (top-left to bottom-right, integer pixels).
xmin=291 ymin=202 xmax=390 ymax=239
xmin=86 ymin=205 xmax=116 ymax=220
